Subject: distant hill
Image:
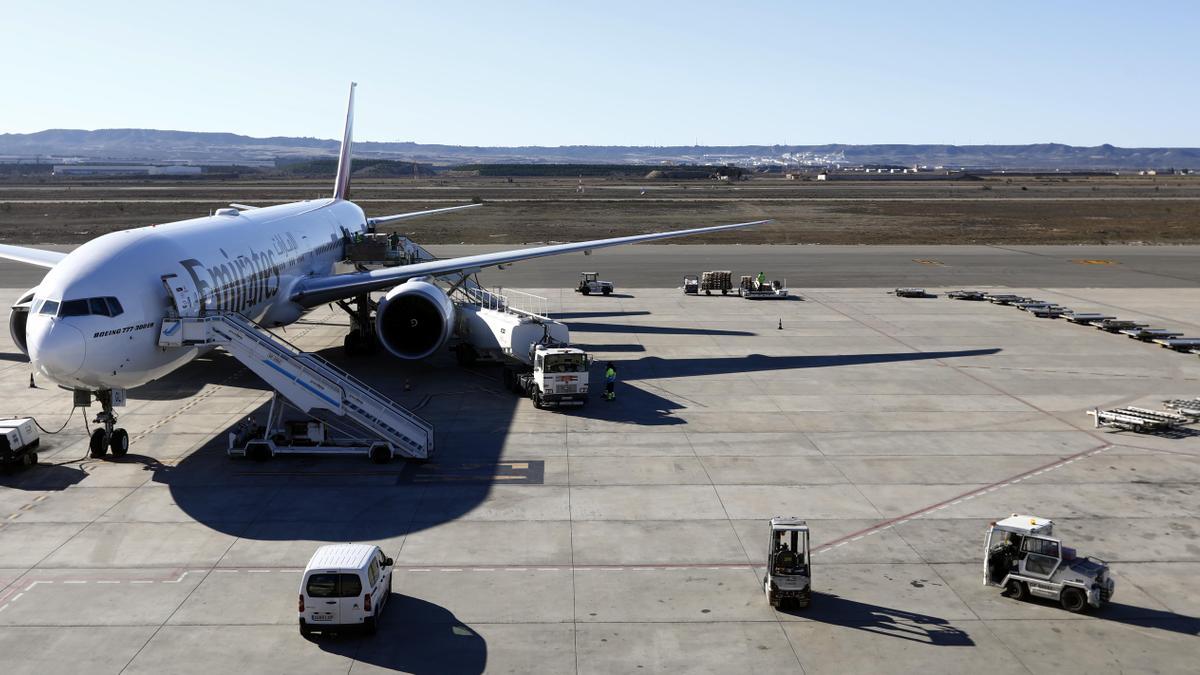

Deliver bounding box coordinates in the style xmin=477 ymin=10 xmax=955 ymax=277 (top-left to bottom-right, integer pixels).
xmin=1 ymin=128 xmax=1197 ymax=170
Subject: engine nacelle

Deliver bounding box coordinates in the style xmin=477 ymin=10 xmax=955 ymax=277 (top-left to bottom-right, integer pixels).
xmin=375 ymin=279 xmax=455 ymax=360
xmin=8 ymin=287 xmax=38 ymax=357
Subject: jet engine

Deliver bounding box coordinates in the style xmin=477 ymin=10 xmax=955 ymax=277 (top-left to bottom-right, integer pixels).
xmin=7 ymin=287 xmax=37 ymax=357
xmin=375 ymin=279 xmax=455 ymax=360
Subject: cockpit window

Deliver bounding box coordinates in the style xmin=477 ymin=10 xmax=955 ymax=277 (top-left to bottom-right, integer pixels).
xmin=59 ymin=299 xmax=90 ymax=317
xmin=89 ymin=298 xmax=111 ymax=316
xmin=44 ymin=297 xmax=124 ymax=318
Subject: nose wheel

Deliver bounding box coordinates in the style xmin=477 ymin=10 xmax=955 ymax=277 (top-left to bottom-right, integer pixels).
xmin=87 ymin=390 xmax=129 ymax=459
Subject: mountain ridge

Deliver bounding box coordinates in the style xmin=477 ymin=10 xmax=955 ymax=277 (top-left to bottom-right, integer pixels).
xmin=2 ymin=128 xmax=1197 ymax=169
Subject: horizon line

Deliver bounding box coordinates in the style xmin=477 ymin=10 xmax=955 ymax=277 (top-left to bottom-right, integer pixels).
xmin=3 ymin=128 xmax=1199 ymax=151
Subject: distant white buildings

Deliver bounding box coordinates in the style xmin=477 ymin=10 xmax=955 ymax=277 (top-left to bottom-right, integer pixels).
xmin=52 ymin=164 xmax=202 ymax=176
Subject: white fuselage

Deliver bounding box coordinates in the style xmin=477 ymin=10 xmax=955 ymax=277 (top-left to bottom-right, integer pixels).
xmin=26 ymin=199 xmax=367 ymax=391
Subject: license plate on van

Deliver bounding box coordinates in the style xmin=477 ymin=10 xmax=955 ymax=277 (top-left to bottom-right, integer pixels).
xmin=311 ymin=613 xmax=333 ymax=622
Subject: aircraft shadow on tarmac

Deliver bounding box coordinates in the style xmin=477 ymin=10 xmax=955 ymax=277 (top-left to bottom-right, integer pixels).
xmin=160 ymin=345 xmax=1001 ymax=543
xmin=565 ymin=321 xmax=756 ymax=337
xmin=0 ymin=352 xmax=28 ymax=362
xmin=129 ymin=351 xmax=272 ymax=401
xmin=571 ymin=343 xmax=647 ymax=353
xmin=2 ymin=452 xmax=170 ymax=492
xmin=620 ymin=349 xmax=1002 ymax=379
xmin=550 ymin=310 xmax=651 ymax=320
xmin=311 ymin=594 xmax=486 ymax=674
xmin=781 ymin=592 xmax=974 ymax=646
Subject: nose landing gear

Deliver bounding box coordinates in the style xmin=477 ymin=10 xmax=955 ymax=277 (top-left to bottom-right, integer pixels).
xmin=86 ymin=390 xmax=129 ymax=459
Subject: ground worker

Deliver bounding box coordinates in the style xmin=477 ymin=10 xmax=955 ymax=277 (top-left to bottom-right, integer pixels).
xmin=775 ymin=543 xmax=798 ymax=572
xmin=605 ymin=362 xmax=617 ymax=401
xmin=757 ymin=271 xmax=767 ymax=289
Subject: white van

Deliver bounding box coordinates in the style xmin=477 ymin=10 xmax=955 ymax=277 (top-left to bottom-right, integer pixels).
xmin=299 ymin=543 xmax=394 ymax=636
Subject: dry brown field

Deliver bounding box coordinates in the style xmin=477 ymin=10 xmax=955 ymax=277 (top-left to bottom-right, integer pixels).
xmin=2 ymin=174 xmax=1199 ymax=245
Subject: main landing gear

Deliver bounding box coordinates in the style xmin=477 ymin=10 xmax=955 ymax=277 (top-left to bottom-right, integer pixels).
xmin=337 ymin=294 xmax=380 ymax=356
xmin=87 ymin=389 xmax=129 ymax=459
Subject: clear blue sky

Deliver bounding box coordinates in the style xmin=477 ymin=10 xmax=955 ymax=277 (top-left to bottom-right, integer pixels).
xmin=2 ymin=1 xmax=1196 ymax=146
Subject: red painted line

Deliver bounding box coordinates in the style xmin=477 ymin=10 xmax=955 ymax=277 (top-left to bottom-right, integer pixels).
xmin=814 ymin=441 xmax=1112 ymax=552
xmin=396 ymin=563 xmax=752 ymax=572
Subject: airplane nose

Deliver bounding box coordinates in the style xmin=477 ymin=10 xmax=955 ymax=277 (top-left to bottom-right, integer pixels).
xmin=28 ymin=320 xmax=87 ymax=379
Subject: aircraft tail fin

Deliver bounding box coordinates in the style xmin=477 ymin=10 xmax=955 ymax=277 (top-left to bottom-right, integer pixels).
xmin=332 ymin=82 xmax=357 ymax=200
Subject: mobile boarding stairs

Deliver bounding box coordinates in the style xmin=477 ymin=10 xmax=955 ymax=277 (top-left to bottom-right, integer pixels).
xmin=158 ymin=311 xmax=433 ymax=461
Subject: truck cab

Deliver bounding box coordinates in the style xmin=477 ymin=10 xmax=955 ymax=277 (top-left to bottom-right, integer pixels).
xmin=528 ymin=346 xmax=591 ymax=408
xmin=984 ymin=514 xmax=1114 ymax=612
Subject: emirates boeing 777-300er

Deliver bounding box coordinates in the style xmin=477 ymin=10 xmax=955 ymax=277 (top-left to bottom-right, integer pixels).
xmin=0 ymin=83 xmax=766 ymax=458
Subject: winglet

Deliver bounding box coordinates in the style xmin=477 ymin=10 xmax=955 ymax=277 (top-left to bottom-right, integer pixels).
xmin=332 ymin=82 xmax=357 ymax=200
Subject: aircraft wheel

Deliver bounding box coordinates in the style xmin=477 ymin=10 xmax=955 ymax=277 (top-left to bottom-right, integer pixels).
xmin=1060 ymin=587 xmax=1087 ymax=613
xmin=109 ymin=429 xmax=129 ymax=457
xmin=360 ymin=334 xmax=379 ymax=355
xmin=369 ymin=444 xmax=392 ymax=464
xmin=247 ymin=441 xmax=272 ymax=462
xmin=89 ymin=429 xmax=108 ymax=458
xmin=1005 ymin=579 xmax=1027 ymax=601
xmin=455 ymin=344 xmax=477 ymax=366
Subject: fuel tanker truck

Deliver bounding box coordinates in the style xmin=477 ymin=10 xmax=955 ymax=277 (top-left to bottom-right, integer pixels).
xmin=453 ymin=289 xmax=592 ymax=409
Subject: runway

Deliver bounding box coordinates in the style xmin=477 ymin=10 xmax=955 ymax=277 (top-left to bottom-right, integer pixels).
xmin=4 ymin=244 xmax=1200 ymax=289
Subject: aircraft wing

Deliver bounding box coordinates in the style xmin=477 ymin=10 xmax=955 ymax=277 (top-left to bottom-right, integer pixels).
xmin=368 ymin=203 xmax=481 ymax=226
xmin=291 ymin=219 xmax=770 ymax=307
xmin=0 ymin=244 xmax=67 ymax=269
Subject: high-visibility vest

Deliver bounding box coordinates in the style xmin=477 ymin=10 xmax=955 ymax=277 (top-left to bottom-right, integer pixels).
xmin=606 ymin=368 xmax=616 ymax=383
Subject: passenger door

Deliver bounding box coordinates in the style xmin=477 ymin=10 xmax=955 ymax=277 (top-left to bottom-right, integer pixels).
xmin=161 ymin=274 xmax=201 ymax=318
xmin=375 ymin=550 xmax=393 ymax=608
xmin=1018 ymin=537 xmax=1062 ymax=579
